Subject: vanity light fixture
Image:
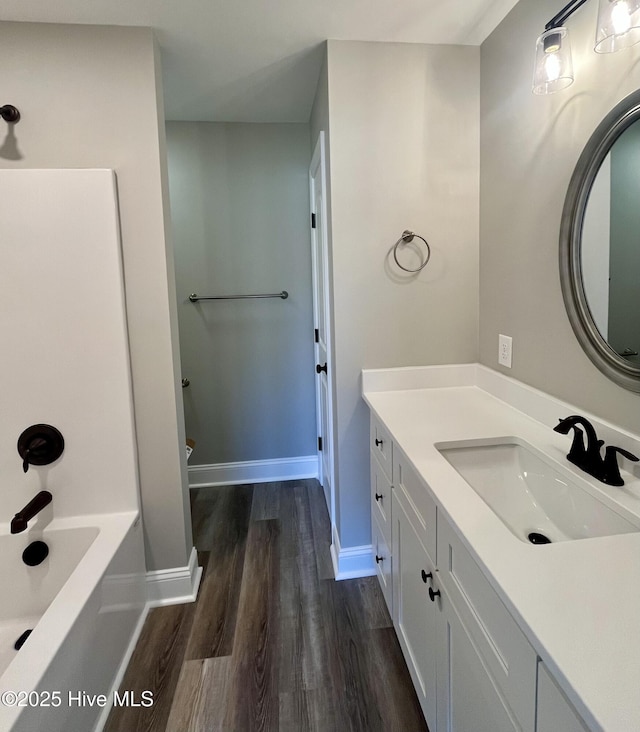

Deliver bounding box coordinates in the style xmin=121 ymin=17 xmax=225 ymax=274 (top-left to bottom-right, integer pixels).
xmin=533 ymin=25 xmax=575 ymax=94
xmin=533 ymin=0 xmax=640 ymax=94
xmin=595 ymin=0 xmax=640 ymax=51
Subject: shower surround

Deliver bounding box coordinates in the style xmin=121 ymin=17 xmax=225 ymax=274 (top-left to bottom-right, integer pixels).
xmin=0 ymin=169 xmax=146 ymax=731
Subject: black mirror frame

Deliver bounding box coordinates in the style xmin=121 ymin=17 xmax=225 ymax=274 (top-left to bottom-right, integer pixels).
xmin=559 ymin=88 xmax=640 ymax=393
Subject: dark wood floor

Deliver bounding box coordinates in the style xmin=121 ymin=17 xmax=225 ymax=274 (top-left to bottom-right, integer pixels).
xmin=105 ymin=479 xmax=427 ymax=732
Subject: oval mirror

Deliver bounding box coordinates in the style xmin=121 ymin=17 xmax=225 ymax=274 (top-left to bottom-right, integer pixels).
xmin=560 ymin=89 xmax=640 ymax=392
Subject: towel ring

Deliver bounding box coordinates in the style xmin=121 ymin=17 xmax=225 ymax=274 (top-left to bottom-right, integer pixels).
xmin=392 ymin=230 xmax=431 ymax=273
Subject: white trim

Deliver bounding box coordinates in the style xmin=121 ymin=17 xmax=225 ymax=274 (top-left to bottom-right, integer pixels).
xmin=93 ymin=603 xmax=150 ymax=732
xmin=146 ymin=546 xmax=203 ymax=608
xmin=188 ymin=455 xmax=319 ymax=488
xmin=330 ymin=523 xmax=376 ymax=581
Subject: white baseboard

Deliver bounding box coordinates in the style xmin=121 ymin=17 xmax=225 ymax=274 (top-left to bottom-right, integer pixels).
xmin=146 ymin=546 xmax=203 ymax=608
xmin=330 ymin=524 xmax=376 ymax=581
xmin=188 ymin=455 xmax=319 ymax=488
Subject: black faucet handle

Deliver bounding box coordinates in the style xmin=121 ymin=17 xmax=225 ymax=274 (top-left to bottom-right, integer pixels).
xmin=21 ymin=438 xmax=47 ymax=473
xmin=17 ymin=425 xmax=64 ymax=473
xmin=608 ymin=446 xmax=639 ymax=463
xmin=602 ymin=446 xmax=639 ymax=486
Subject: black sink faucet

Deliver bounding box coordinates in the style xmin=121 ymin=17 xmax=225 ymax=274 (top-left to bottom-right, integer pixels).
xmin=553 ymin=415 xmax=604 ymax=476
xmin=554 ymin=415 xmax=639 ymax=486
xmin=10 ymin=491 xmax=52 ymax=534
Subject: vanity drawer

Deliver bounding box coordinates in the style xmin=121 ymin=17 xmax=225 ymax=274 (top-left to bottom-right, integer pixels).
xmin=371 ymin=415 xmax=393 ymax=481
xmin=372 ymin=512 xmax=393 ymax=615
xmin=437 ymin=517 xmax=537 ymax=732
xmin=393 ymin=450 xmax=437 ymax=566
xmin=371 ymin=453 xmax=392 ymax=546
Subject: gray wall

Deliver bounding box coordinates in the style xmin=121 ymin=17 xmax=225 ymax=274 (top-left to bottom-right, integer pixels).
xmin=480 ymin=0 xmax=640 ymax=433
xmin=0 ymin=22 xmax=192 ymax=572
xmin=166 ymin=122 xmax=317 ymax=466
xmin=322 ymin=41 xmax=480 ymax=548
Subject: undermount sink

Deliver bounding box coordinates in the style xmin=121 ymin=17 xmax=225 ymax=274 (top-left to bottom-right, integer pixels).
xmin=436 ymin=438 xmax=639 ymax=544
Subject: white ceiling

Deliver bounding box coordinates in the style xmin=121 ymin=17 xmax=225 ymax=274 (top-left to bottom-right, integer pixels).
xmin=0 ymin=0 xmax=519 ymax=122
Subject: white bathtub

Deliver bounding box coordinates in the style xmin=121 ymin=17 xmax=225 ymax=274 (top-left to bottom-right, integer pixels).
xmin=0 ymin=512 xmax=146 ymax=732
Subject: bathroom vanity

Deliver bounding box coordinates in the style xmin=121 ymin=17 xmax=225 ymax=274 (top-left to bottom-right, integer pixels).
xmin=363 ymin=364 xmax=640 ymax=732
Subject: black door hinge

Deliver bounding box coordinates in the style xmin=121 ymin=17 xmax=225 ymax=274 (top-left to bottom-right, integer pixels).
xmin=318 ymin=437 xmax=323 ymax=451
xmin=314 ymin=328 xmax=319 ymax=343
xmin=311 ymin=212 xmax=317 ymax=229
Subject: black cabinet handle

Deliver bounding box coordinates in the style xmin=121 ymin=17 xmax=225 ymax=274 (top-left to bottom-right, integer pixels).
xmin=375 ymin=438 xmax=383 ymax=447
xmin=316 ymin=363 xmax=327 ymax=374
xmin=421 ymin=569 xmax=432 ymax=584
xmin=429 ymin=587 xmax=441 ymax=602
xmin=375 ymin=492 xmax=383 ymax=502
xmin=375 ymin=555 xmax=384 ymax=564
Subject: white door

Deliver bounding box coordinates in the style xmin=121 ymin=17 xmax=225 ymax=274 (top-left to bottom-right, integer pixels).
xmin=310 ymin=132 xmax=334 ymax=524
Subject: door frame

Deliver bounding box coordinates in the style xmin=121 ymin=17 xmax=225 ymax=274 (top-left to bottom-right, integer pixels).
xmin=309 ymin=131 xmax=336 ymax=529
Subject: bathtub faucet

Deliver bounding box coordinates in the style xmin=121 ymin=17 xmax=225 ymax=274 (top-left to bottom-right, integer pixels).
xmin=11 ymin=491 xmax=52 ymax=534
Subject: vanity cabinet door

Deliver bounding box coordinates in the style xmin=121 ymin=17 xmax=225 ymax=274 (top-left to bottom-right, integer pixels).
xmin=436 ymin=585 xmax=520 ymax=732
xmin=372 ymin=512 xmax=393 ymax=614
xmin=371 ymin=440 xmax=393 ymax=614
xmin=392 ymin=485 xmax=438 ymax=732
xmin=437 ymin=517 xmax=536 ymax=731
xmin=371 ymin=452 xmax=392 ymax=545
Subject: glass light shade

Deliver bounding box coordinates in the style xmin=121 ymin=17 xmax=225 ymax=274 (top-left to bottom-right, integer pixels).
xmin=595 ymin=0 xmax=640 ymax=52
xmin=533 ymin=28 xmax=574 ymax=95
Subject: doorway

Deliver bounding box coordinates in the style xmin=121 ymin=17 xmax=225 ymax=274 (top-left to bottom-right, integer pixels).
xmin=166 ymin=122 xmax=318 ymax=488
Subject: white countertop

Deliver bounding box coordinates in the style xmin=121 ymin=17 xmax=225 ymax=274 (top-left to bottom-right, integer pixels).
xmin=362 ymin=364 xmax=640 ymax=732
